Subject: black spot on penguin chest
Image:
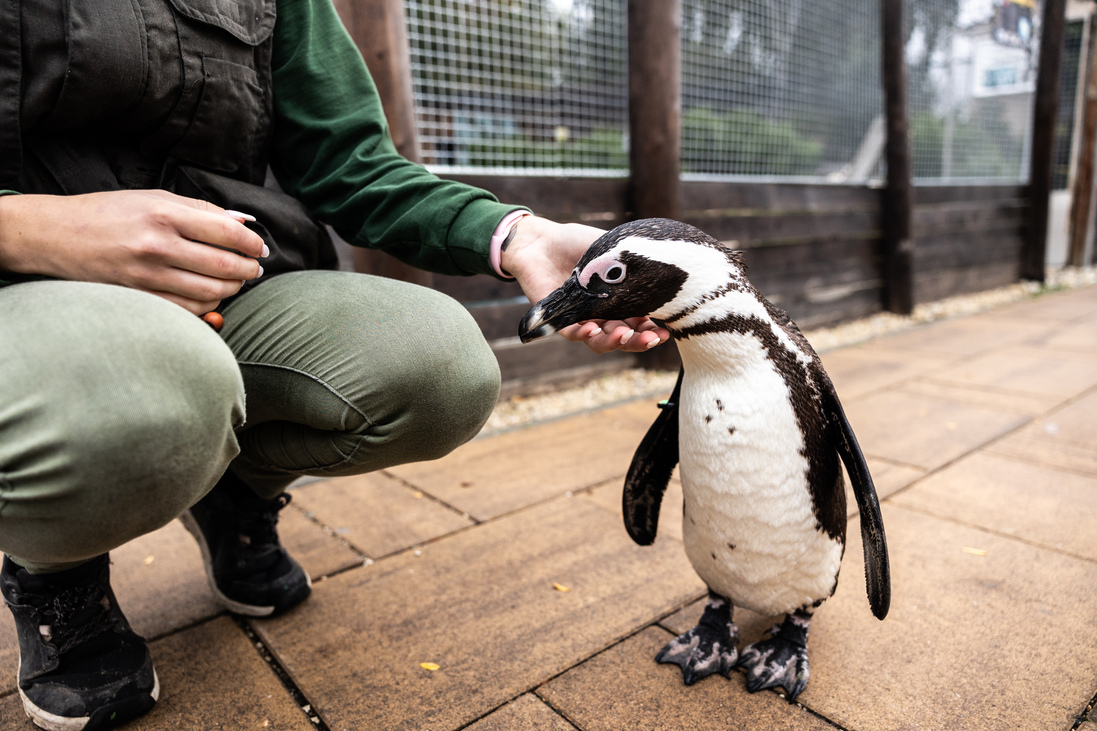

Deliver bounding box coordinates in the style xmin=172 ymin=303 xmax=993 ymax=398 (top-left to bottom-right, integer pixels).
xmin=675 ymin=314 xmax=847 ymax=544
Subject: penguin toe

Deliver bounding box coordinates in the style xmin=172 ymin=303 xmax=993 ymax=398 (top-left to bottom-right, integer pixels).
xmin=655 ymin=624 xmax=739 ymax=685
xmin=737 ymin=634 xmax=810 ymax=702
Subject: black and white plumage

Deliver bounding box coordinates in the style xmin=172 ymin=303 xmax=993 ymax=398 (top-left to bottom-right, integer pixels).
xmin=518 ymin=218 xmax=889 ymax=701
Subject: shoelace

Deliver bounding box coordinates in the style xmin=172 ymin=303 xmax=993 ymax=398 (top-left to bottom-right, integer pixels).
xmin=225 ymin=493 xmax=291 ymax=578
xmin=27 ymin=583 xmax=115 ymax=656
xmin=232 ymin=493 xmax=290 ymax=546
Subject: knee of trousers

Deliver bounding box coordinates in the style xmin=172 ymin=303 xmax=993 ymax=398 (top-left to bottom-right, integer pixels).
xmin=0 ymin=283 xmax=246 ymax=565
xmin=394 ymin=325 xmax=501 ymax=462
xmin=362 ymin=291 xmax=501 ymax=465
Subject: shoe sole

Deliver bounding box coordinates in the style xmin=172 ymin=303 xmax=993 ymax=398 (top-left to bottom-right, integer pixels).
xmin=179 ymin=510 xmax=312 ymax=617
xmin=18 ymin=664 xmax=159 ymax=731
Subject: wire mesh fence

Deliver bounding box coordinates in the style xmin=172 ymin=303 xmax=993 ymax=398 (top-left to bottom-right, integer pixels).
xmin=404 ymin=0 xmax=1046 ymax=185
xmin=905 ymin=0 xmax=1039 ymax=183
xmin=405 ymin=0 xmax=629 ymax=176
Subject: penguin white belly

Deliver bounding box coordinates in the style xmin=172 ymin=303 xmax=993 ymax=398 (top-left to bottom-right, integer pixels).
xmin=677 ymin=332 xmax=844 ymax=616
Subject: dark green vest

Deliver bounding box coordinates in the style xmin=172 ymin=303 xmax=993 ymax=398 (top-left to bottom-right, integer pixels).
xmin=1 ymin=0 xmax=337 ymax=297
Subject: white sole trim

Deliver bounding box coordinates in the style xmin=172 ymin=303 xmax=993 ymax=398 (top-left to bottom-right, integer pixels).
xmin=179 ymin=510 xmax=311 ymax=617
xmin=17 ymin=661 xmax=158 ymax=731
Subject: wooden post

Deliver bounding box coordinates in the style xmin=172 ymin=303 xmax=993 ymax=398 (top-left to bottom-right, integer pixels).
xmin=333 ymin=0 xmax=432 ymax=287
xmin=628 ymin=0 xmax=682 ymax=221
xmin=1069 ymin=14 xmax=1097 ymax=267
xmin=1025 ymin=0 xmax=1068 ymax=281
xmin=881 ymin=0 xmax=915 ymax=314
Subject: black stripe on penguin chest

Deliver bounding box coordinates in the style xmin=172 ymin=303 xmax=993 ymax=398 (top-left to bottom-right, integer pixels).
xmin=675 ymin=314 xmax=847 ymax=544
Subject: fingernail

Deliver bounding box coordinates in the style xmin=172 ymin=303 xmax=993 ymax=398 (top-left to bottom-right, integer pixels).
xmin=645 ymin=337 xmax=661 ymax=350
xmin=588 ymin=326 xmax=603 ymax=337
xmin=261 ymin=244 xmax=270 ymax=258
xmin=256 ymin=265 xmax=264 ymax=279
xmin=225 ymin=210 xmax=256 ymax=222
xmin=620 ymin=328 xmax=634 ymax=345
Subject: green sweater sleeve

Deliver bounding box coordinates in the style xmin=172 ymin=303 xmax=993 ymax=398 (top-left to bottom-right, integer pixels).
xmin=269 ymin=0 xmax=521 ymax=277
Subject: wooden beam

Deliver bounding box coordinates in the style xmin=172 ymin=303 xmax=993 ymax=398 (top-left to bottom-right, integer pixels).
xmin=1069 ymin=14 xmax=1097 ymax=267
xmin=881 ymin=0 xmax=915 ymax=314
xmin=1025 ymin=0 xmax=1068 ymax=281
xmin=333 ymin=0 xmax=432 ymax=287
xmin=628 ymin=0 xmax=682 ymax=221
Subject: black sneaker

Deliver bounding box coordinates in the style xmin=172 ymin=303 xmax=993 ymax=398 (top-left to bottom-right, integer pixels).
xmin=180 ymin=480 xmax=311 ymax=617
xmin=0 ymin=554 xmax=158 ymax=731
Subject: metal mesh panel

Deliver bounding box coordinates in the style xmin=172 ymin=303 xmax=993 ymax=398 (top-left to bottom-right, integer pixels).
xmin=680 ymin=0 xmax=883 ymax=182
xmin=905 ymin=0 xmax=1038 ymax=183
xmin=406 ymin=0 xmax=629 ymax=176
xmin=406 ymin=0 xmax=1044 ymax=185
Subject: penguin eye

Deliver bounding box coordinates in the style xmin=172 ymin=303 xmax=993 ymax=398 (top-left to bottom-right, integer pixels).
xmin=603 ymin=264 xmax=626 ymax=283
xmin=577 ymin=255 xmax=627 ymax=288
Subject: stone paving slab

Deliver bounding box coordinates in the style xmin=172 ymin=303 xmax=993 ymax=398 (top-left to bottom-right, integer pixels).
xmin=868 ymin=311 xmax=1055 ymax=358
xmin=291 ymin=471 xmax=474 ymax=560
xmin=983 ymin=286 xmax=1097 ymax=321
xmin=251 ymin=495 xmax=704 ymax=731
xmin=818 ymin=346 xmax=954 ymax=401
xmin=891 ymin=452 xmax=1097 ymax=560
xmin=386 ymin=401 xmax=656 ymax=522
xmin=920 ymin=345 xmax=1097 ymax=402
xmin=985 ymin=389 xmax=1097 ymax=479
xmin=464 ymin=693 xmax=578 ymax=731
xmin=131 ymin=617 xmax=316 ymax=730
xmin=1029 ymin=309 xmax=1097 ymax=353
xmin=797 ymin=504 xmax=1097 ymax=731
xmin=538 ymin=626 xmax=837 ymax=731
xmin=895 ymin=377 xmax=1059 ymax=414
xmin=840 ymin=389 xmax=1030 ymax=470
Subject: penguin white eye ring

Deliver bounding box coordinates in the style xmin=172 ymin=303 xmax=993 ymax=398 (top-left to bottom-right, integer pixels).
xmin=577 ymin=254 xmax=627 ymax=287
xmin=517 ymin=218 xmax=890 ymax=702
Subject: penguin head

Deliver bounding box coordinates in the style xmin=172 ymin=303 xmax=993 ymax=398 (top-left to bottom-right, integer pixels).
xmin=518 ymin=218 xmax=745 ymax=342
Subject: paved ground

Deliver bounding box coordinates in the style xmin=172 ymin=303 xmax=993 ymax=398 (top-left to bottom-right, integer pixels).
xmin=1 ymin=284 xmax=1096 ymax=731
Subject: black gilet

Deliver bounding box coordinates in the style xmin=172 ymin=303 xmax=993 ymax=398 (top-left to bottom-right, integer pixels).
xmin=0 ymin=0 xmax=337 ymax=298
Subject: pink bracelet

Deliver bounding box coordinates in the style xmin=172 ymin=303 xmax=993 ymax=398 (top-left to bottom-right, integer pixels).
xmin=489 ymin=210 xmax=532 ymax=279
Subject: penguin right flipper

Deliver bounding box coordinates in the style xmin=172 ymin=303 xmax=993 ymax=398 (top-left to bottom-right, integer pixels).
xmin=818 ymin=372 xmax=891 ymax=620
xmin=622 ymin=368 xmax=683 ymax=546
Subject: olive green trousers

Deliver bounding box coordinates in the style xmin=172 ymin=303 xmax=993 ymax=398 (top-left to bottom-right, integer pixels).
xmin=0 ymin=271 xmax=501 ymax=572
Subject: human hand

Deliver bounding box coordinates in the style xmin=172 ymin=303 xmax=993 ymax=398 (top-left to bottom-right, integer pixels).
xmin=501 ymin=215 xmax=670 ymax=353
xmin=0 ymin=190 xmax=267 ymax=315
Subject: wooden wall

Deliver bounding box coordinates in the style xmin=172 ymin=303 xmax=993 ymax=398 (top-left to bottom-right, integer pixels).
xmin=424 ymin=176 xmax=1029 ymax=396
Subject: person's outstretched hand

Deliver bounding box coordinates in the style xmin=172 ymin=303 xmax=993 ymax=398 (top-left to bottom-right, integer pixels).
xmin=0 ymin=190 xmax=267 ymax=315
xmin=501 ymin=215 xmax=670 ymax=353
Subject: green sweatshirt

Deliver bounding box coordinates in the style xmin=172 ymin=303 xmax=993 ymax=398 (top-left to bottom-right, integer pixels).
xmin=269 ymin=0 xmax=523 ymax=277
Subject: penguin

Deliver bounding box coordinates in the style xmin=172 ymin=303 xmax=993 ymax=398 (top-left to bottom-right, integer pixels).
xmin=518 ymin=218 xmax=889 ymax=702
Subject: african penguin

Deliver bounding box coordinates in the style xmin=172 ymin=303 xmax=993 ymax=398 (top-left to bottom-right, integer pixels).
xmin=518 ymin=218 xmax=889 ymax=702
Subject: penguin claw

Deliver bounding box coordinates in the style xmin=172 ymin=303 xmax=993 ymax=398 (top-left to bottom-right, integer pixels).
xmin=737 ymin=632 xmax=810 ymax=702
xmin=656 ymin=624 xmax=739 ymax=685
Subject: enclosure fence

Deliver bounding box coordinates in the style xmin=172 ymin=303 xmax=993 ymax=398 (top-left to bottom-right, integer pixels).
xmin=405 ymin=0 xmax=1043 ymax=185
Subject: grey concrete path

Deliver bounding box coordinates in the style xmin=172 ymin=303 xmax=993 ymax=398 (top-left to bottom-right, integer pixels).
xmin=1 ymin=284 xmax=1096 ymax=731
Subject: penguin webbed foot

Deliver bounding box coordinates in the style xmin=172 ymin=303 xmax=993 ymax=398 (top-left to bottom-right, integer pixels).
xmin=656 ymin=592 xmax=739 ymax=685
xmin=737 ymin=611 xmax=812 ymax=702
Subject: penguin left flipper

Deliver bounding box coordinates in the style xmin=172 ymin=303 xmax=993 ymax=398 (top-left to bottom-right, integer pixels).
xmin=818 ymin=370 xmax=891 ymax=620
xmin=622 ymin=368 xmax=684 ymax=546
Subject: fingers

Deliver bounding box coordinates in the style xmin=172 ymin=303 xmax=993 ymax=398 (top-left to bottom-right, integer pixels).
xmin=159 ymin=237 xmax=265 ymax=282
xmin=561 ymin=318 xmax=671 ymax=354
xmin=145 ymin=289 xmax=225 ymax=317
xmin=170 ymin=205 xmax=268 ymax=260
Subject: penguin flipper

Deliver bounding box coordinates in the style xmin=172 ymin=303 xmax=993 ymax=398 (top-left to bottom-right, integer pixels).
xmin=819 ymin=376 xmax=891 ymax=620
xmin=622 ymin=368 xmax=683 ymax=546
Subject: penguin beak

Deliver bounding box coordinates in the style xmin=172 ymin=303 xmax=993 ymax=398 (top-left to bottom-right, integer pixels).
xmin=518 ymin=275 xmax=605 ymax=343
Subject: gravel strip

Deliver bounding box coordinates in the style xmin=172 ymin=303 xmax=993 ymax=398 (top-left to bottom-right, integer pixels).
xmin=479 ymin=266 xmax=1096 ymax=437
